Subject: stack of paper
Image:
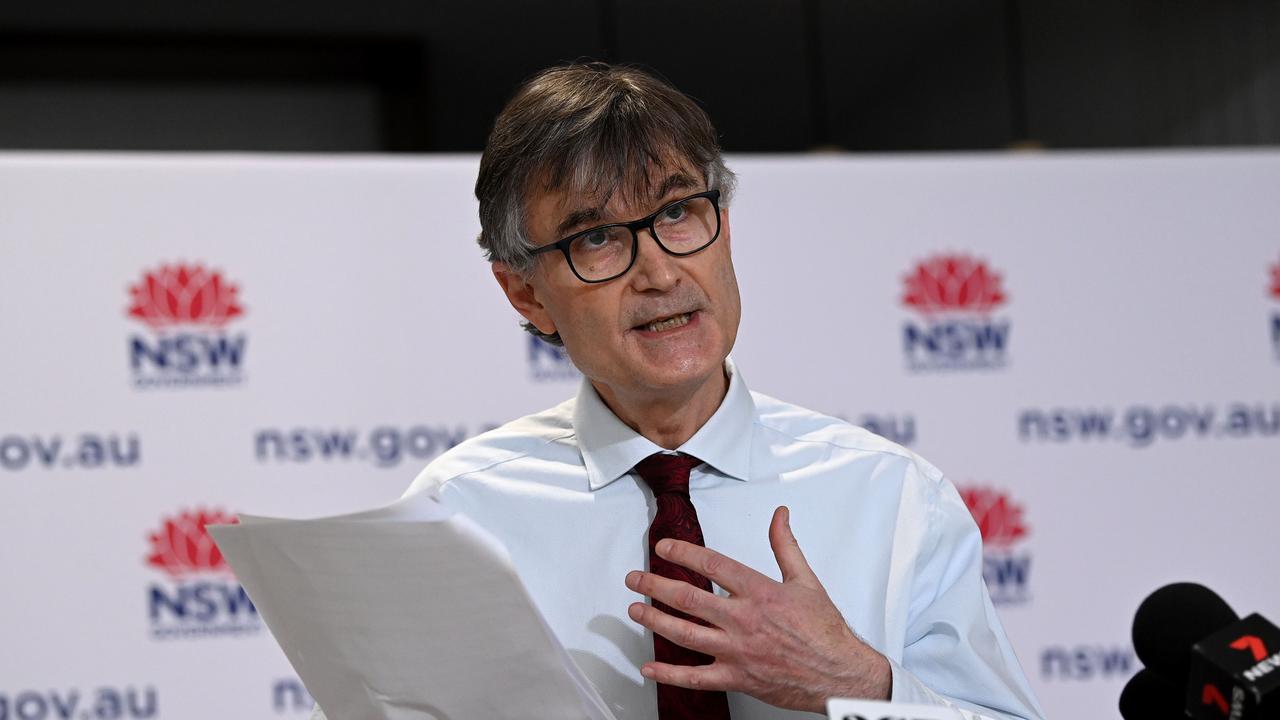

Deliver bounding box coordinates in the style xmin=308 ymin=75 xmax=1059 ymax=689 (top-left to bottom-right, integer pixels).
xmin=209 ymin=494 xmax=617 ymax=720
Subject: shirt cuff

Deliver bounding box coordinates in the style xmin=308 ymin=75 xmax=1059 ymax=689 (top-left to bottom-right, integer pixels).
xmin=887 ymin=657 xmax=1000 ymax=720
xmin=888 ymin=655 xmax=950 ymax=706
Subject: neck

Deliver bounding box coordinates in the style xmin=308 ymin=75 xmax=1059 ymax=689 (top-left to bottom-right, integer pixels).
xmin=592 ymin=367 xmax=729 ymax=450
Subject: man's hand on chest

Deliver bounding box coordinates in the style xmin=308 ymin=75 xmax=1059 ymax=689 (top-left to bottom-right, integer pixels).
xmin=624 ymin=505 xmax=892 ymax=714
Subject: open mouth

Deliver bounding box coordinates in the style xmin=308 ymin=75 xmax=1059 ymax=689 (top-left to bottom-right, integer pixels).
xmin=637 ymin=312 xmax=693 ymax=333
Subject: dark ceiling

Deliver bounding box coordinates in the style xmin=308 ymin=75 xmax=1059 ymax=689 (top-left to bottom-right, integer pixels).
xmin=1 ymin=0 xmax=1277 ymax=152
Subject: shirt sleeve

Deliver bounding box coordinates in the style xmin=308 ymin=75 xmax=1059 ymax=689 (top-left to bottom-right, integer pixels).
xmin=889 ymin=474 xmax=1045 ymax=720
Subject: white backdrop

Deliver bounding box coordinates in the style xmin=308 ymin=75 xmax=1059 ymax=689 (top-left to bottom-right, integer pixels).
xmin=1 ymin=151 xmax=1278 ymax=720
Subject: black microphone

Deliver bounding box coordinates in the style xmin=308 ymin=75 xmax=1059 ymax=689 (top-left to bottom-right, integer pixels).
xmin=1122 ymin=582 xmax=1280 ymax=719
xmin=1132 ymin=583 xmax=1239 ymax=687
xmin=1119 ymin=668 xmax=1184 ymax=719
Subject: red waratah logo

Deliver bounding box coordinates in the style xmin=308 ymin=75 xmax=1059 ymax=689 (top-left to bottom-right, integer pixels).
xmin=146 ymin=509 xmax=238 ymax=578
xmin=1270 ymin=258 xmax=1280 ymax=301
xmin=127 ymin=263 xmax=245 ymax=329
xmin=903 ymin=254 xmax=1008 ymax=315
xmin=959 ymin=486 xmax=1028 ymax=549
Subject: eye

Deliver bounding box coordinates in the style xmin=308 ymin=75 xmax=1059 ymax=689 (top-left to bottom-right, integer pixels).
xmin=571 ymin=227 xmax=623 ymax=256
xmin=582 ymin=229 xmax=610 ymax=247
xmin=661 ymin=202 xmax=688 ymax=222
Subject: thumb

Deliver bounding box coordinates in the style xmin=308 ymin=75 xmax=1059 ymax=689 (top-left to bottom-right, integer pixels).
xmin=769 ymin=506 xmax=818 ymax=586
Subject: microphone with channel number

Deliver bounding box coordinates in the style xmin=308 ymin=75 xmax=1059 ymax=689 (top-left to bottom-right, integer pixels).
xmin=1122 ymin=582 xmax=1280 ymax=719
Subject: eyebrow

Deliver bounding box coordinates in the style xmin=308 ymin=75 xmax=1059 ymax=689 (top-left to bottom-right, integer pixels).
xmin=554 ymin=171 xmax=700 ymax=237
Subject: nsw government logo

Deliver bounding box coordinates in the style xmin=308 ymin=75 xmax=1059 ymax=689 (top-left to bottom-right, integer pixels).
xmin=901 ymin=254 xmax=1010 ymax=371
xmin=527 ymin=335 xmax=580 ymax=382
xmin=126 ymin=263 xmax=247 ymax=388
xmin=145 ymin=508 xmax=260 ymax=640
xmin=1269 ymin=255 xmax=1279 ymax=362
xmin=959 ymin=485 xmax=1031 ymax=605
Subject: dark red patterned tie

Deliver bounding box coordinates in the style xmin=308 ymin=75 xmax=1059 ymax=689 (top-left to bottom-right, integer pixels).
xmin=633 ymin=452 xmax=731 ymax=720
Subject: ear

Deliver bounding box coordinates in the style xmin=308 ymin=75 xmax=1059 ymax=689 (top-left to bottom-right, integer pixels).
xmin=492 ymin=262 xmax=557 ymax=336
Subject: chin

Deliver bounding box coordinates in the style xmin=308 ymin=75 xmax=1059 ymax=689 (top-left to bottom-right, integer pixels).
xmin=636 ymin=350 xmax=725 ymax=391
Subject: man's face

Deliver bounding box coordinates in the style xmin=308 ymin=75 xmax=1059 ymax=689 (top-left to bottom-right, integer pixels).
xmin=501 ymin=162 xmax=741 ymax=405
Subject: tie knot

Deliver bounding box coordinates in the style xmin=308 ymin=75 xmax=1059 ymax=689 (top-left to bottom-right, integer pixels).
xmin=633 ymin=452 xmax=703 ymax=496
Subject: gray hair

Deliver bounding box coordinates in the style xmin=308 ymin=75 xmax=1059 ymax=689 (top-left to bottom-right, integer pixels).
xmin=475 ymin=62 xmax=737 ymax=346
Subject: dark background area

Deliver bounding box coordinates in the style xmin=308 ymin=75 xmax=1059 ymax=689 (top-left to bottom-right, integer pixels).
xmin=1 ymin=0 xmax=1277 ymax=153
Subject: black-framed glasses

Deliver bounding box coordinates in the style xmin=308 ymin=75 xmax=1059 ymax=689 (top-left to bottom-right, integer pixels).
xmin=528 ymin=189 xmax=722 ymax=283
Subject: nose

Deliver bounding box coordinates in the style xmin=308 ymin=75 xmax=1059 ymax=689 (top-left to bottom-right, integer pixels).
xmin=629 ymin=228 xmax=680 ymax=292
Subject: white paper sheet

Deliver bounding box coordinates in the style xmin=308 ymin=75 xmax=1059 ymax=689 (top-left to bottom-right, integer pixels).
xmin=208 ymin=493 xmax=617 ymax=720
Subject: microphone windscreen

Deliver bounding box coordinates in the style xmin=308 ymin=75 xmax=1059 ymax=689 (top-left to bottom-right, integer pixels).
xmin=1119 ymin=668 xmax=1184 ymax=719
xmin=1132 ymin=582 xmax=1238 ymax=684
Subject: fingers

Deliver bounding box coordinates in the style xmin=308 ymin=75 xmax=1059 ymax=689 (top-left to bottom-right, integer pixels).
xmin=641 ymin=660 xmax=737 ymax=692
xmin=653 ymin=538 xmax=766 ymax=595
xmin=628 ymin=602 xmax=729 ymax=656
xmin=626 ymin=570 xmax=732 ymax=626
xmin=768 ymin=506 xmax=819 ymax=585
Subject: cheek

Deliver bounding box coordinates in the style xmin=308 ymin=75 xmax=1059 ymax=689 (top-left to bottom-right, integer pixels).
xmin=723 ymin=293 xmax=742 ymax=348
xmin=533 ymin=265 xmax=589 ymax=331
xmin=546 ymin=287 xmax=620 ymax=349
xmin=715 ymin=259 xmax=742 ymax=325
xmin=722 ymin=262 xmax=740 ymax=300
xmin=556 ymin=308 xmax=621 ymax=380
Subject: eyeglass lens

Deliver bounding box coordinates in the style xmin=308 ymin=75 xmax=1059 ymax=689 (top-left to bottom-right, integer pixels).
xmin=567 ymin=195 xmax=719 ymax=281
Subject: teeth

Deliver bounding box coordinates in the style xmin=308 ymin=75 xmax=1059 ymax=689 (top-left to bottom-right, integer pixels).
xmin=644 ymin=313 xmax=691 ymax=332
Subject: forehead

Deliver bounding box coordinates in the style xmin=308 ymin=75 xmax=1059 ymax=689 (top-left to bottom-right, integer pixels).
xmin=525 ymin=155 xmax=703 ymax=240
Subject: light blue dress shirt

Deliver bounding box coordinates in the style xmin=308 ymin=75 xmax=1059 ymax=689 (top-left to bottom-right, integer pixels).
xmin=314 ymin=359 xmax=1043 ymax=720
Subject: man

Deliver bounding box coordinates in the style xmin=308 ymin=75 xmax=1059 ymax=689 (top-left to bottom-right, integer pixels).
xmin=317 ymin=62 xmax=1042 ymax=720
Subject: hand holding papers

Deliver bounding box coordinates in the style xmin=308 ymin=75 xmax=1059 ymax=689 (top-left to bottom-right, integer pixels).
xmin=209 ymin=494 xmax=617 ymax=720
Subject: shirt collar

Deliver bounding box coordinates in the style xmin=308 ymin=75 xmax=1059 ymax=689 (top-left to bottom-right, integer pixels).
xmin=573 ymin=357 xmax=756 ymax=491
